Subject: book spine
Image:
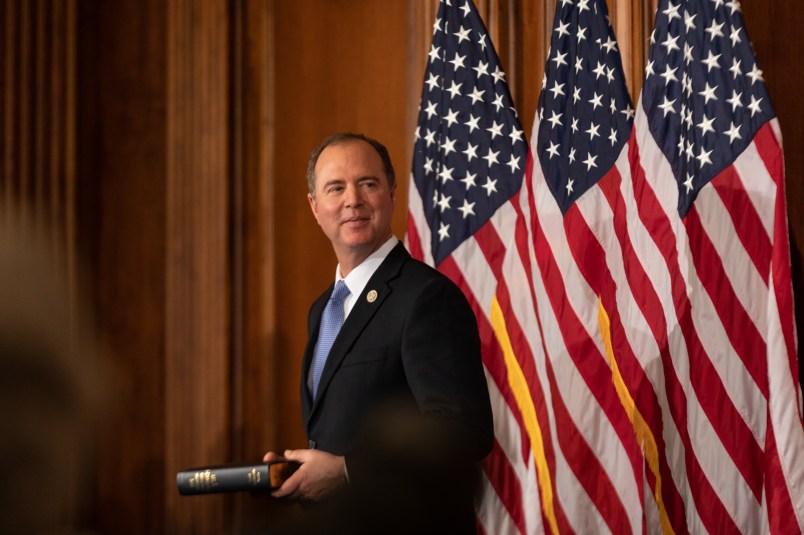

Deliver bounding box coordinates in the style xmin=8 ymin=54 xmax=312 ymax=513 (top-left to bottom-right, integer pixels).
xmin=176 ymin=464 xmax=273 ymax=495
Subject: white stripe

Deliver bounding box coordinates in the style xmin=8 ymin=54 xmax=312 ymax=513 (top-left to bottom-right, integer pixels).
xmin=475 ymin=471 xmax=519 ymax=535
xmin=526 ymin=154 xmax=643 ymax=533
xmin=406 ymin=171 xmax=435 ymax=266
xmin=766 ymin=274 xmax=804 ymax=529
xmin=634 ymin=103 xmax=763 ymax=529
xmin=483 ymin=369 xmax=545 ymax=534
xmin=695 ymin=183 xmax=769 ymax=340
xmin=731 ymin=137 xmax=777 ymax=241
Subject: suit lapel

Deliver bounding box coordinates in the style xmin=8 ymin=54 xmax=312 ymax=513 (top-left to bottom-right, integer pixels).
xmin=307 ymin=243 xmax=409 ymax=422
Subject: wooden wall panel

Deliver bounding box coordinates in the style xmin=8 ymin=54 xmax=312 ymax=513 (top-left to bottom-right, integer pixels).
xmin=163 ymin=0 xmax=231 ymax=532
xmin=272 ymin=0 xmax=413 ymax=452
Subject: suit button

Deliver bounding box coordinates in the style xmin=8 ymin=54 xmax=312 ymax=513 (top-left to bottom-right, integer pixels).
xmin=308 ymin=440 xmax=316 ymax=449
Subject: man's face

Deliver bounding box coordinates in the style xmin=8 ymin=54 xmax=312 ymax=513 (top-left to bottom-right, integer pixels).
xmin=308 ymin=140 xmax=396 ymax=265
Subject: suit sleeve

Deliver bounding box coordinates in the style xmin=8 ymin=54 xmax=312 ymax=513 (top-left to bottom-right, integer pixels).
xmin=399 ymin=275 xmax=493 ymax=462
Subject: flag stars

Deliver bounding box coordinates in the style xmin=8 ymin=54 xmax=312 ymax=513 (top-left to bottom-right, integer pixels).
xmin=550 ymin=81 xmax=566 ymax=98
xmin=509 ymin=125 xmax=525 ymax=144
xmin=730 ymin=58 xmax=742 ymax=78
xmin=449 ymin=52 xmax=467 ymax=70
xmin=658 ymin=96 xmax=676 ymax=116
xmin=724 ymin=121 xmax=742 ymax=143
xmin=468 ymin=87 xmax=485 ymax=105
xmin=697 ymin=114 xmax=715 ymax=136
xmin=663 ymin=1 xmax=681 ymax=21
xmin=583 ymin=152 xmax=598 ymax=170
xmin=425 ymin=100 xmax=438 ymax=119
xmin=662 ymin=33 xmax=680 ymax=54
xmin=425 ymin=73 xmax=440 ymax=91
xmin=463 ymin=142 xmax=478 ymax=161
xmin=547 ymin=110 xmax=563 ymax=129
xmin=493 ymin=94 xmax=505 ymax=111
xmin=684 ymin=10 xmax=697 ymax=30
xmin=660 ymin=64 xmax=678 ymax=84
xmin=428 ymin=45 xmax=441 ymax=63
xmin=443 ymin=109 xmax=460 ymax=128
xmin=684 ymin=173 xmax=694 ymax=193
xmin=446 ymin=81 xmax=463 ymax=99
xmin=705 ymin=20 xmax=725 ymax=41
xmin=453 ymin=25 xmax=471 ymax=43
xmin=748 ymin=95 xmax=763 ymax=116
xmin=589 ymin=91 xmax=604 ymax=109
xmin=459 ymin=1 xmax=471 ymax=17
xmin=552 ymin=50 xmax=568 ymax=68
xmin=442 ymin=137 xmax=458 ymax=156
xmin=437 ymin=193 xmax=452 ymax=212
xmin=482 ymin=177 xmax=498 ymax=196
xmin=586 ymin=122 xmax=601 ymax=140
xmin=555 ymin=20 xmax=570 ymax=38
xmin=699 ymin=82 xmax=718 ymax=104
xmin=507 ymin=155 xmax=521 ymax=172
xmin=465 ymin=114 xmax=480 ymax=132
xmin=726 ymin=90 xmax=743 ymax=111
xmin=458 ymin=198 xmax=475 ymax=218
xmin=593 ymin=61 xmax=607 ymax=79
xmin=697 ymin=146 xmax=713 ymax=167
xmin=546 ymin=141 xmax=560 ymax=159
xmin=566 ymin=178 xmax=575 ymax=195
xmin=747 ymin=64 xmax=764 ymax=85
xmin=437 ymin=222 xmax=450 ymax=241
xmin=460 ymin=171 xmax=477 ymax=190
xmin=423 ymin=128 xmax=436 ymax=147
xmin=483 ymin=148 xmax=500 ymax=166
xmin=438 ymin=166 xmax=454 ymax=183
xmin=730 ymin=27 xmax=742 ymax=46
xmin=487 ymin=120 xmax=504 ymax=139
xmin=608 ymin=127 xmax=619 ymax=146
xmin=701 ymin=50 xmax=721 ymax=72
xmin=473 ymin=61 xmax=489 ymax=78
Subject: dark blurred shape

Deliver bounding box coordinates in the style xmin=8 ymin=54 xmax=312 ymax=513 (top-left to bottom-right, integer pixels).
xmin=0 ymin=212 xmax=107 ymax=534
xmin=270 ymin=399 xmax=483 ymax=535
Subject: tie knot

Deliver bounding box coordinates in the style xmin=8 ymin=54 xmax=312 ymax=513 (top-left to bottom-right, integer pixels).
xmin=331 ymin=280 xmax=350 ymax=302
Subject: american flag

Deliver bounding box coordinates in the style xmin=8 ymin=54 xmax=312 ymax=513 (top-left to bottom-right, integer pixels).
xmin=631 ymin=0 xmax=804 ymax=532
xmin=405 ymin=0 xmax=536 ymax=533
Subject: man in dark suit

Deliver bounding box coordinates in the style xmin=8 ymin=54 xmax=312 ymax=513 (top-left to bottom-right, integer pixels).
xmin=264 ymin=133 xmax=492 ymax=531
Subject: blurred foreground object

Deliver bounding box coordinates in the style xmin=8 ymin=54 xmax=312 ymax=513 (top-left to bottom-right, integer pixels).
xmin=0 ymin=213 xmax=106 ymax=534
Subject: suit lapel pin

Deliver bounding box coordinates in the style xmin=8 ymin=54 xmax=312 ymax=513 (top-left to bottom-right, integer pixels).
xmin=366 ymin=289 xmax=378 ymax=303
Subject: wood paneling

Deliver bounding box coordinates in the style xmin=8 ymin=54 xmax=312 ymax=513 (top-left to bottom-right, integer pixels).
xmin=272 ymin=0 xmax=413 ymax=452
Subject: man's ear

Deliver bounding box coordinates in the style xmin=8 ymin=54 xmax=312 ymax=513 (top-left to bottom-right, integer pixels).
xmin=390 ymin=184 xmax=397 ymax=207
xmin=307 ymin=193 xmax=320 ymax=223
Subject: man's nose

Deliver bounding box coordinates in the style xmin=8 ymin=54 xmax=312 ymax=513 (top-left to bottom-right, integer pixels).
xmin=344 ymin=184 xmax=363 ymax=207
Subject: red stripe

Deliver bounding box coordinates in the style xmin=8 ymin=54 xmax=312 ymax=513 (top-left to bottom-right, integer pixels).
xmin=684 ymin=205 xmax=769 ymax=400
xmin=517 ymin=175 xmax=635 ymax=532
xmin=587 ymin=163 xmax=690 ymax=533
xmin=438 ymin=252 xmax=572 ymax=533
xmin=753 ymin=122 xmax=801 ymax=531
xmin=710 ymin=166 xmax=771 ymax=283
xmin=405 ymin=209 xmax=425 ymax=261
xmin=482 ymin=439 xmax=527 ymax=534
xmin=754 ymin=123 xmax=799 ymax=394
xmin=629 ymin=135 xmax=743 ymax=534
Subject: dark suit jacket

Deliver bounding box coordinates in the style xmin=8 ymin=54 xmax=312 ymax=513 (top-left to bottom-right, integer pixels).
xmin=298 ymin=242 xmax=492 ymax=533
xmin=301 ymin=241 xmax=493 ymax=463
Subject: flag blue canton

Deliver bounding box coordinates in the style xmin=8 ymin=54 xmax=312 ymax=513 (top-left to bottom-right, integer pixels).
xmin=411 ymin=0 xmax=526 ymax=266
xmin=643 ymin=0 xmax=774 ymax=217
xmin=537 ymin=0 xmax=634 ymax=215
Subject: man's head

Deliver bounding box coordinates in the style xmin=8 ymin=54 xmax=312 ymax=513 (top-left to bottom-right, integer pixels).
xmin=306 ymin=133 xmax=397 ymax=275
xmin=307 ymin=133 xmax=396 ymax=198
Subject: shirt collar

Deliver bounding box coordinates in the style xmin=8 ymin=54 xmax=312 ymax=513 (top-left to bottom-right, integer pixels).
xmin=335 ymin=236 xmax=398 ymax=316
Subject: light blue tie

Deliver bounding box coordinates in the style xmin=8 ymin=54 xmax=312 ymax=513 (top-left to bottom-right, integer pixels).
xmin=310 ymin=280 xmax=350 ymax=399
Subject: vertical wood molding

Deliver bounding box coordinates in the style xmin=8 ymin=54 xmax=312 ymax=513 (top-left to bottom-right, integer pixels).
xmin=164 ymin=0 xmax=231 ymax=532
xmin=229 ymin=0 xmax=278 ymax=528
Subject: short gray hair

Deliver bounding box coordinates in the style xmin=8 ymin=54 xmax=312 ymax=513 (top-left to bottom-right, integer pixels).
xmin=306 ymin=132 xmax=396 ymax=197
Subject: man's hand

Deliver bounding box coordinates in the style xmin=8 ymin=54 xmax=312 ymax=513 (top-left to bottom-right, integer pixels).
xmin=262 ymin=448 xmax=346 ymax=501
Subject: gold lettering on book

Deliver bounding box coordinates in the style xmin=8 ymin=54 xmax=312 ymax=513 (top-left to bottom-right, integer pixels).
xmin=248 ymin=468 xmax=260 ymax=486
xmin=188 ymin=470 xmax=218 ymax=490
